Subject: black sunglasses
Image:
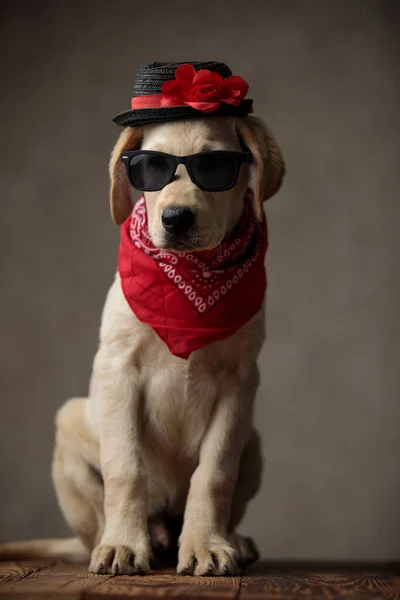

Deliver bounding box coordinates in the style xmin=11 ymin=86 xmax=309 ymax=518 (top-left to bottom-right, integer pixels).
xmin=120 ymin=150 xmax=252 ymax=192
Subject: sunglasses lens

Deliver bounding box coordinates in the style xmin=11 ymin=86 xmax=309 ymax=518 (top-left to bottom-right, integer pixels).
xmin=128 ymin=153 xmax=174 ymax=190
xmin=190 ymin=152 xmax=237 ymax=191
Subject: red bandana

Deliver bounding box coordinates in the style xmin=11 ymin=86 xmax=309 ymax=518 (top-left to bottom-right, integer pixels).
xmin=118 ymin=191 xmax=268 ymax=359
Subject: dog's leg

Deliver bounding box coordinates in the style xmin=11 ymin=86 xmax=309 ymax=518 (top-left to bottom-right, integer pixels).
xmin=53 ymin=399 xmax=179 ymax=568
xmin=227 ymin=428 xmax=263 ymax=567
xmin=52 ymin=398 xmax=104 ymax=551
xmin=229 ymin=428 xmax=263 ymax=530
xmin=88 ymin=347 xmax=151 ymax=575
xmin=177 ymin=365 xmax=259 ymax=576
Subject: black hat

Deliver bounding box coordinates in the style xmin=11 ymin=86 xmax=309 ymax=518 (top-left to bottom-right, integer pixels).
xmin=112 ymin=61 xmax=253 ymax=127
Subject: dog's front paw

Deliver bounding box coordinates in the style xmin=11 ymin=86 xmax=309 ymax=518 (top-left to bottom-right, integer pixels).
xmin=228 ymin=533 xmax=259 ymax=567
xmin=177 ymin=534 xmax=237 ymax=576
xmin=89 ymin=542 xmax=151 ymax=575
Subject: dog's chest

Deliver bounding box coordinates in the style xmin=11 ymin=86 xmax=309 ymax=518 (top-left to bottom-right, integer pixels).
xmin=142 ymin=357 xmax=219 ymax=459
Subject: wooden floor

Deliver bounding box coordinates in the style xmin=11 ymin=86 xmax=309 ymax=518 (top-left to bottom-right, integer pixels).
xmin=0 ymin=560 xmax=399 ymax=599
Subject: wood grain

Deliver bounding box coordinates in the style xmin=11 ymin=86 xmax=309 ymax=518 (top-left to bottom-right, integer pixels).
xmin=0 ymin=560 xmax=399 ymax=599
xmin=0 ymin=558 xmax=54 ymax=583
xmin=0 ymin=561 xmax=110 ymax=598
xmin=86 ymin=568 xmax=241 ymax=598
xmin=0 ymin=562 xmax=241 ymax=599
xmin=240 ymin=561 xmax=400 ymax=599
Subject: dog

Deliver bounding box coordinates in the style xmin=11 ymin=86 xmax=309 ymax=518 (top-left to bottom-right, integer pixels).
xmin=0 ymin=99 xmax=285 ymax=577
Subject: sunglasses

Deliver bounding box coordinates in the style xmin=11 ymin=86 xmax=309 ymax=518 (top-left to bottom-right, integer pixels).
xmin=120 ymin=150 xmax=252 ymax=192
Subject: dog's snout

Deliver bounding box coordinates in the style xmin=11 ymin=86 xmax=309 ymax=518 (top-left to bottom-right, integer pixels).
xmin=161 ymin=207 xmax=195 ymax=236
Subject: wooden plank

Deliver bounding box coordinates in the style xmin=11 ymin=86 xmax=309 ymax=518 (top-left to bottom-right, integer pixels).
xmin=2 ymin=560 xmax=399 ymax=599
xmin=0 ymin=561 xmax=110 ymax=598
xmin=239 ymin=561 xmax=400 ymax=599
xmin=0 ymin=561 xmax=241 ymax=599
xmin=85 ymin=567 xmax=242 ymax=599
xmin=0 ymin=559 xmax=55 ymax=584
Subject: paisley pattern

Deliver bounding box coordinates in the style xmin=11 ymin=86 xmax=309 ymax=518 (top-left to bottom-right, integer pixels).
xmin=129 ymin=191 xmax=265 ymax=315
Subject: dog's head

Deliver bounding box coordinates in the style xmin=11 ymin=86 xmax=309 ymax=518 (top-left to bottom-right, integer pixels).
xmin=109 ymin=116 xmax=285 ymax=252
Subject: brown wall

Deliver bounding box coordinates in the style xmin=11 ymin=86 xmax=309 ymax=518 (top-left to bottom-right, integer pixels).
xmin=1 ymin=0 xmax=399 ymax=559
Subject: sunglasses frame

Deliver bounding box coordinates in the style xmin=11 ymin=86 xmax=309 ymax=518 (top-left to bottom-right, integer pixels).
xmin=120 ymin=150 xmax=253 ymax=192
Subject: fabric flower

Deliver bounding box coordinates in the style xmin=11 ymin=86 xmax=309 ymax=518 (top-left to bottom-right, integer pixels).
xmin=160 ymin=64 xmax=249 ymax=113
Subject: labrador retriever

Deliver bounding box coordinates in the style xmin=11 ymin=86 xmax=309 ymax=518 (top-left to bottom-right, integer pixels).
xmin=0 ymin=115 xmax=285 ymax=576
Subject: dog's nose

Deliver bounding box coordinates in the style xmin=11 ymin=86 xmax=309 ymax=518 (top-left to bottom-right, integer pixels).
xmin=161 ymin=207 xmax=195 ymax=236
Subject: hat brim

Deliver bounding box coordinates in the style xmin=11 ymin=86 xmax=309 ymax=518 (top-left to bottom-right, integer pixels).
xmin=112 ymin=99 xmax=253 ymax=127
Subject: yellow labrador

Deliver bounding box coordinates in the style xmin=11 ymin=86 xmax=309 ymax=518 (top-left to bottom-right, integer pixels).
xmin=0 ymin=115 xmax=285 ymax=576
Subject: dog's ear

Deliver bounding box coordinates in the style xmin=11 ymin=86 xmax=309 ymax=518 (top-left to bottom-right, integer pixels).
xmin=109 ymin=126 xmax=143 ymax=225
xmin=236 ymin=116 xmax=285 ymax=221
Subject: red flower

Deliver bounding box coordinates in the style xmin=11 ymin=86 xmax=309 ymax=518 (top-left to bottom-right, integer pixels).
xmin=160 ymin=64 xmax=249 ymax=113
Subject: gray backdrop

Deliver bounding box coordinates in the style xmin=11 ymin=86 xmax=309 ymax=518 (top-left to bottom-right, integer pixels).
xmin=1 ymin=0 xmax=399 ymax=560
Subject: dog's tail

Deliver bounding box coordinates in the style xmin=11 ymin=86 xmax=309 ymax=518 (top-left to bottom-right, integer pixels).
xmin=0 ymin=537 xmax=89 ymax=563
